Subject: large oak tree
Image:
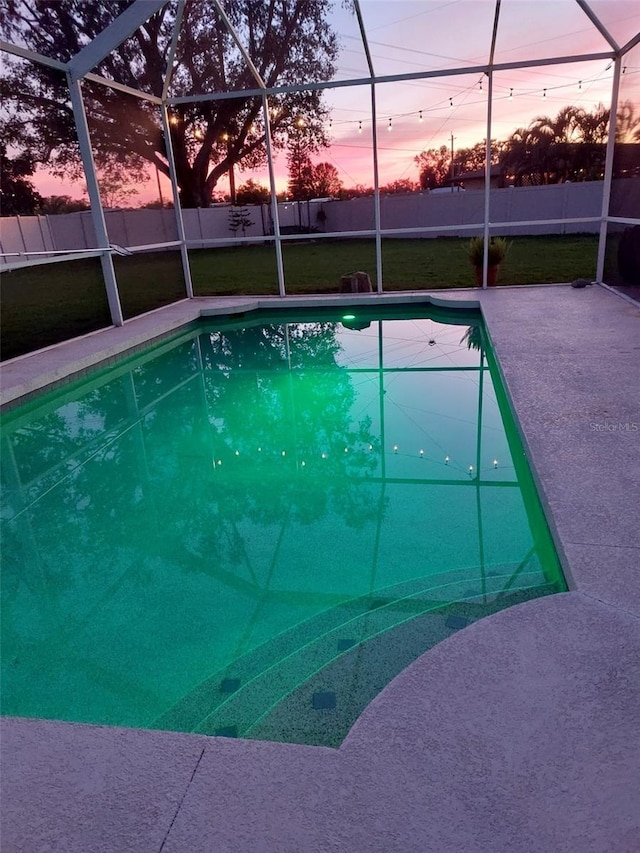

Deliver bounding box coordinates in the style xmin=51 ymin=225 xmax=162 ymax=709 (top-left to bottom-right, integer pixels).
xmin=0 ymin=0 xmax=339 ymax=207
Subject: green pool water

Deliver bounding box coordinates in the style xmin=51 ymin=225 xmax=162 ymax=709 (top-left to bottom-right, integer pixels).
xmin=0 ymin=306 xmax=565 ymax=746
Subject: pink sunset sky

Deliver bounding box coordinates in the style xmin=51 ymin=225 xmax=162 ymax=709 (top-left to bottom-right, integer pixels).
xmin=32 ymin=0 xmax=639 ymax=204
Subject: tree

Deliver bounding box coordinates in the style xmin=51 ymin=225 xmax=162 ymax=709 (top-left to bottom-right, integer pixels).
xmin=452 ymin=140 xmax=504 ymax=175
xmin=310 ymin=162 xmax=342 ymax=197
xmin=0 ymin=146 xmax=42 ymax=214
xmin=380 ymin=179 xmax=419 ymax=194
xmin=228 ymin=205 xmax=254 ymax=237
xmin=0 ymin=1 xmax=339 ymax=208
xmin=287 ymin=141 xmax=316 ymax=200
xmin=415 ymin=145 xmax=451 ymax=190
xmin=39 ymin=195 xmax=90 ymax=214
xmin=236 ymin=179 xmax=271 ymax=205
xmin=500 ymin=105 xmax=610 ymax=185
xmin=90 ymin=166 xmax=140 ymax=209
xmin=338 ymin=184 xmax=374 ymax=199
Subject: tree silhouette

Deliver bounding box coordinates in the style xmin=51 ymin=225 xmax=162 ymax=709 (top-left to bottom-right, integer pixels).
xmin=0 ymin=146 xmax=42 ymax=214
xmin=500 ymin=104 xmax=610 ymax=185
xmin=0 ymin=1 xmax=338 ymax=207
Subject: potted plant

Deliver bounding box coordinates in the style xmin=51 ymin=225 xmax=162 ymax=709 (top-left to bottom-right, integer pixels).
xmin=468 ymin=236 xmax=509 ymax=286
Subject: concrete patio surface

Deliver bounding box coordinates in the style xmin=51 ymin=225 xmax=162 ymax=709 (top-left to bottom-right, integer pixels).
xmin=1 ymin=285 xmax=639 ymax=852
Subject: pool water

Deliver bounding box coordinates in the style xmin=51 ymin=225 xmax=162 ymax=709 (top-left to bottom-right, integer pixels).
xmin=0 ymin=307 xmax=565 ymax=746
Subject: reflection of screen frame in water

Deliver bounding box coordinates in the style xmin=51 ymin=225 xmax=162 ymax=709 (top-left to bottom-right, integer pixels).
xmin=0 ymin=306 xmax=566 ymax=746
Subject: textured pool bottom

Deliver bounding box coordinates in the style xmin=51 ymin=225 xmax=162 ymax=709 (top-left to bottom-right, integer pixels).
xmin=155 ymin=577 xmax=559 ymax=747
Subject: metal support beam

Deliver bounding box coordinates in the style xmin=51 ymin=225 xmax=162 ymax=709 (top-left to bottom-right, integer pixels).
xmin=596 ymin=56 xmax=622 ymax=284
xmin=67 ymin=76 xmax=123 ymax=326
xmin=160 ymin=105 xmax=194 ymax=298
xmin=68 ymin=0 xmax=169 ymax=81
xmin=211 ymin=0 xmax=266 ymax=89
xmin=162 ymin=0 xmax=186 ymax=100
xmin=482 ymin=1 xmax=501 ymax=289
xmin=167 ymin=51 xmax=615 ymax=106
xmin=0 ymin=40 xmax=66 ymax=70
xmin=371 ymin=83 xmax=383 ymax=294
xmin=262 ymin=94 xmax=286 ymax=297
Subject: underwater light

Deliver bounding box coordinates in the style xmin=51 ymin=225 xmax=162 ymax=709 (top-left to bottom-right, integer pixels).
xmin=341 ymin=314 xmax=371 ymax=331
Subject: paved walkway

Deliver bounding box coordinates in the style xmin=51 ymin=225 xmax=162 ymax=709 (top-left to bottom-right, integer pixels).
xmin=2 ymin=285 xmax=639 ymax=852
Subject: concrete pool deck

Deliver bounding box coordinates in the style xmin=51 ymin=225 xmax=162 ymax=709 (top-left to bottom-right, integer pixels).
xmin=2 ymin=285 xmax=639 ymax=852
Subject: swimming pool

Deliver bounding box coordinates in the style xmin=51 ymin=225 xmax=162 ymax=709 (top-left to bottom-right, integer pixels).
xmin=0 ymin=306 xmax=565 ymax=746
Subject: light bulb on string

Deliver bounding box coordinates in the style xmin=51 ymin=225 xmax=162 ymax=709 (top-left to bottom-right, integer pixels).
xmin=358 ymin=120 xmax=362 ymax=133
xmin=478 ymin=77 xmax=483 ymax=91
xmin=419 ymin=110 xmax=423 ymax=122
xmin=449 ymin=98 xmax=453 ymax=109
xmin=509 ymin=88 xmax=513 ymax=99
xmin=388 ymin=117 xmax=393 ymax=131
xmin=578 ymin=80 xmax=582 ymax=90
xmin=542 ymin=88 xmax=546 ymax=99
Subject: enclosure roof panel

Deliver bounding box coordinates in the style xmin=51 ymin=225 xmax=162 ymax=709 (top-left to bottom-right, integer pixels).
xmin=493 ymin=0 xmax=614 ymax=66
xmin=585 ymin=0 xmax=640 ymax=51
xmin=357 ymin=0 xmax=496 ymax=76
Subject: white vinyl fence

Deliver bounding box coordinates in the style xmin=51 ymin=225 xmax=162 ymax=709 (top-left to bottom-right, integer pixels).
xmin=0 ymin=181 xmax=608 ymax=268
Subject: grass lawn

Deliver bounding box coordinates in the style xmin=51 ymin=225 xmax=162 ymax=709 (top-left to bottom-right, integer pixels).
xmin=1 ymin=235 xmax=598 ymax=361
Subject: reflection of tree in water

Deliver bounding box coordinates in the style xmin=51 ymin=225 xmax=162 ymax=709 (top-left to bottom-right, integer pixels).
xmin=179 ymin=322 xmax=383 ymax=573
xmin=1 ymin=322 xmax=384 ymax=620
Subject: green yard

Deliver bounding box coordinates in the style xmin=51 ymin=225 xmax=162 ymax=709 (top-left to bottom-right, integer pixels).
xmin=1 ymin=235 xmax=598 ymax=361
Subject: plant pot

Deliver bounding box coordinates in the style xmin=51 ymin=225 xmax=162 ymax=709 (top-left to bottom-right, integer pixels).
xmin=474 ymin=265 xmax=499 ymax=286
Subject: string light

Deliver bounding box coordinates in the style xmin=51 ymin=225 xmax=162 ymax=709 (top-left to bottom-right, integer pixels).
xmin=419 ymin=449 xmax=425 ymax=457
xmin=445 ymin=455 xmax=450 ymax=464
xmin=468 ymin=465 xmax=474 ymax=474
xmin=327 ymin=67 xmax=619 ymax=136
xmin=393 ymin=444 xmax=398 ymax=453
xmin=493 ymin=459 xmax=499 ymax=468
